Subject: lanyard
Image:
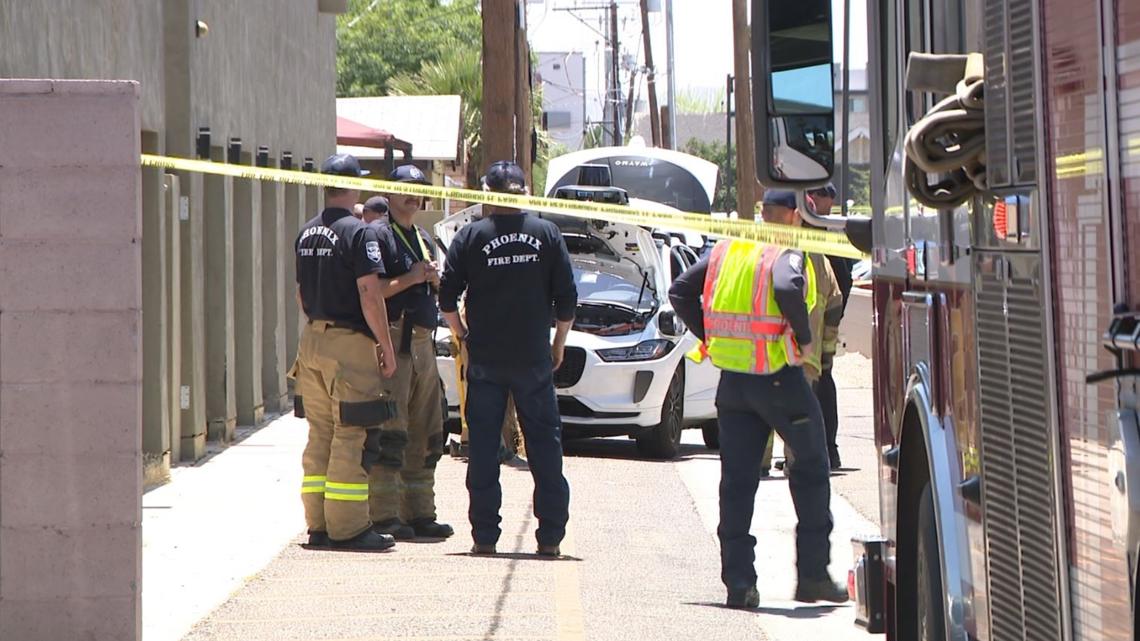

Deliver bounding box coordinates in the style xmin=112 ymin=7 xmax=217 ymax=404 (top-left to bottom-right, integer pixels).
xmin=393 ymin=224 xmax=432 ymax=262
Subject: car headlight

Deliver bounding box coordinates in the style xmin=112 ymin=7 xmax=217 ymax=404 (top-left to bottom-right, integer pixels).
xmin=595 ymin=339 xmax=675 ymax=363
xmin=435 ymin=339 xmax=455 ymax=358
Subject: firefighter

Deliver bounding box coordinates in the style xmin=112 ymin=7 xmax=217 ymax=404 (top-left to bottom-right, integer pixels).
xmin=367 ymin=165 xmax=453 ymax=540
xmin=764 ymin=194 xmax=845 ymax=475
xmin=805 ymin=183 xmax=854 ymax=469
xmin=289 ymin=153 xmax=399 ymax=551
xmin=360 ymin=195 xmax=389 ymax=225
xmin=439 ymin=160 xmax=577 ymax=556
xmin=669 ymin=189 xmax=848 ymax=607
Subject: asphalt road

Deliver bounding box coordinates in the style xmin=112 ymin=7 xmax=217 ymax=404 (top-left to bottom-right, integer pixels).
xmin=175 ymin=354 xmax=880 ymax=641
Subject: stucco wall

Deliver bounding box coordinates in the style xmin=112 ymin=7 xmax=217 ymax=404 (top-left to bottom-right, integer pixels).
xmin=0 ymin=0 xmax=336 ymax=159
xmin=0 ymin=1 xmax=166 ymax=131
xmin=193 ymin=0 xmax=337 ymax=158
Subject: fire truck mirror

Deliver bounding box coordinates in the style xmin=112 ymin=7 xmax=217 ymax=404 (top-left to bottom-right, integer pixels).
xmin=751 ymin=0 xmax=836 ymax=188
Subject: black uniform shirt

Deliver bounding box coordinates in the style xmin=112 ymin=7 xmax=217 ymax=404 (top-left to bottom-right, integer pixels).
xmin=439 ymin=212 xmax=578 ymax=367
xmin=296 ymin=207 xmax=385 ymax=338
xmin=374 ymin=220 xmax=438 ymax=328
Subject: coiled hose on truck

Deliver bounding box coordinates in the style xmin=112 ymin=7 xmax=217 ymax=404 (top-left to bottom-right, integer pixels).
xmin=903 ymin=52 xmax=987 ymax=210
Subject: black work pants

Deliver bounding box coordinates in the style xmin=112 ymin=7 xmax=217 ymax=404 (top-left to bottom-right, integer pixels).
xmin=465 ymin=360 xmax=570 ymax=547
xmin=816 ymin=367 xmax=840 ymax=461
xmin=715 ymin=367 xmax=833 ymax=590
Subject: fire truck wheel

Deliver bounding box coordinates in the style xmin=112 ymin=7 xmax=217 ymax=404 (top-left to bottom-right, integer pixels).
xmin=916 ymin=481 xmax=946 ymax=641
xmin=700 ymin=421 xmax=720 ymax=449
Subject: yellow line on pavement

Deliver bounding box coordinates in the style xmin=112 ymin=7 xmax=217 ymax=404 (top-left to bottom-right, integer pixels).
xmin=554 ymin=529 xmax=586 ymax=641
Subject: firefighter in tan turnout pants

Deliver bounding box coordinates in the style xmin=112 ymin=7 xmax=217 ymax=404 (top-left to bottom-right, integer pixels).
xmin=367 ymin=164 xmax=453 ymax=540
xmin=290 ymin=154 xmax=400 ymax=551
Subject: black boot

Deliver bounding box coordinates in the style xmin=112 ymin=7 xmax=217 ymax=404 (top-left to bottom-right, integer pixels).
xmin=306 ymin=530 xmax=330 ymax=547
xmin=793 ymin=578 xmax=849 ymax=603
xmin=410 ymin=518 xmax=454 ymax=539
xmin=726 ymin=585 xmax=760 ymax=609
xmin=373 ymin=517 xmax=416 ymax=540
xmin=329 ymin=529 xmax=396 ymax=552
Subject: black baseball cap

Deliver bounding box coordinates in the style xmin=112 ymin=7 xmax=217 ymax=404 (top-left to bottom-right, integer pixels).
xmin=363 ymin=195 xmax=389 ymax=214
xmin=390 ymin=164 xmax=430 ymax=185
xmin=321 ymin=153 xmax=369 ymax=177
xmin=482 ymin=160 xmax=527 ymax=195
xmin=761 ymin=189 xmax=798 ymax=209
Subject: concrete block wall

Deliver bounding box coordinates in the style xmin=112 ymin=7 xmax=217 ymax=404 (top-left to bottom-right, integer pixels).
xmin=0 ymin=79 xmax=142 ymax=641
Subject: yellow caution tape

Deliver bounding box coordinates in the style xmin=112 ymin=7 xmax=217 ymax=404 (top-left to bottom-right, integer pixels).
xmin=141 ymin=154 xmax=867 ymax=259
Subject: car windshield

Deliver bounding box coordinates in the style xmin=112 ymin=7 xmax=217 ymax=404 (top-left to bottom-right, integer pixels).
xmin=573 ymin=260 xmax=656 ymax=313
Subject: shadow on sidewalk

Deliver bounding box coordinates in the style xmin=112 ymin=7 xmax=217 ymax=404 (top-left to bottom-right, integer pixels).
xmin=563 ymin=438 xmax=715 ymax=462
xmin=685 ymin=601 xmax=848 ymax=619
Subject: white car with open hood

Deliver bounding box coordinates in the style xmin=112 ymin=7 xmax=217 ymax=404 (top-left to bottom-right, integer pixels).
xmin=433 ymin=204 xmax=720 ymax=459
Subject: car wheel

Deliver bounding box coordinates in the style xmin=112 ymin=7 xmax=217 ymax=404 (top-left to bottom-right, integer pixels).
xmin=636 ymin=366 xmax=684 ymax=460
xmin=701 ymin=421 xmax=720 ymax=449
xmin=916 ymin=481 xmax=946 ymax=641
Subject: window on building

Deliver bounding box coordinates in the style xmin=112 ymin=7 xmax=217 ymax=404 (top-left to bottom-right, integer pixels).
xmin=849 ymin=97 xmax=867 ymax=113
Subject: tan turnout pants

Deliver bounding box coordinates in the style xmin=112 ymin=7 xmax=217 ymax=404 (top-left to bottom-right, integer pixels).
xmin=369 ymin=322 xmax=444 ymax=523
xmin=290 ymin=321 xmax=396 ymax=541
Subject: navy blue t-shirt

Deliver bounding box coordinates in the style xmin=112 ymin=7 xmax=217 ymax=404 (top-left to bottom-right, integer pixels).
xmin=373 ymin=220 xmax=438 ymax=329
xmin=439 ymin=212 xmax=578 ymax=366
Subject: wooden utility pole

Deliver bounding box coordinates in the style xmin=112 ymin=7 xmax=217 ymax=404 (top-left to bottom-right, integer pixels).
xmin=732 ymin=0 xmax=759 ymax=219
xmin=482 ymin=0 xmax=518 ymax=170
xmin=639 ymin=0 xmax=661 ymax=146
xmin=609 ymin=2 xmax=622 ymax=145
xmin=514 ymin=0 xmax=533 ymax=182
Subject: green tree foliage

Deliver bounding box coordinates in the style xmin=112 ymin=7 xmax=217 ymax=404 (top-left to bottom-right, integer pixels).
xmin=682 ymin=138 xmax=736 ymax=212
xmin=336 ymin=0 xmax=482 ymax=97
xmin=388 ymin=45 xmax=550 ymax=189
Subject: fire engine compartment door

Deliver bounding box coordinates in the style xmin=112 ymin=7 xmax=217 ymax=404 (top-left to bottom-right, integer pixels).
xmin=1109 ymin=408 xmax=1140 ymax=581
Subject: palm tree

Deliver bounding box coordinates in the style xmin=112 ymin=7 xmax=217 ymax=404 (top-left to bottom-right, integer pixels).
xmin=389 ymin=49 xmax=483 ymax=186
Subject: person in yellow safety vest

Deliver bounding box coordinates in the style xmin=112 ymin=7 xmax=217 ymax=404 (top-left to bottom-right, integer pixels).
xmin=764 ymin=247 xmax=844 ymax=475
xmin=668 ymin=189 xmax=848 ymax=608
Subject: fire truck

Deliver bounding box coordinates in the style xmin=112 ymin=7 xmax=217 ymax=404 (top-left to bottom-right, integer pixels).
xmin=752 ymin=0 xmax=1139 ymax=639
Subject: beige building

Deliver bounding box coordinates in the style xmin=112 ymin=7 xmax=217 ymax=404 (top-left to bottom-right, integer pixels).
xmin=1 ymin=1 xmax=345 ymax=473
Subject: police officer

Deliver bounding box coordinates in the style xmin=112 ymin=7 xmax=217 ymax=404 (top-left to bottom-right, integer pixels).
xmin=290 ymin=153 xmax=399 ymax=552
xmin=438 ymin=161 xmax=577 ymax=556
xmin=368 ymin=165 xmax=453 ymax=540
xmin=669 ymin=189 xmax=847 ymax=607
xmin=805 ymin=183 xmax=853 ymax=469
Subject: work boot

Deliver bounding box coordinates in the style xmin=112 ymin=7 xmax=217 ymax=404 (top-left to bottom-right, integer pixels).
xmin=306 ymin=530 xmax=330 ymax=547
xmin=774 ymin=459 xmax=786 ymax=471
xmin=329 ymin=529 xmax=396 ymax=552
xmin=794 ymin=578 xmax=849 ymax=603
xmin=410 ymin=518 xmax=454 ymax=539
xmin=830 ymin=453 xmax=843 ymax=470
xmin=537 ymin=543 xmax=561 ymax=557
xmin=373 ymin=517 xmax=416 ymax=540
xmin=726 ymin=585 xmax=760 ymax=609
xmin=759 ymin=468 xmax=770 ymax=478
xmin=471 ymin=542 xmax=497 ymax=555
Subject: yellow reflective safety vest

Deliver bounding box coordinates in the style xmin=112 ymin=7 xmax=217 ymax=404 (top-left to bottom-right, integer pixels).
xmin=686 ymin=240 xmax=816 ymax=375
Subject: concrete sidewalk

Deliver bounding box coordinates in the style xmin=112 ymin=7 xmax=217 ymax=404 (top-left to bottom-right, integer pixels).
xmin=143 ymin=354 xmax=879 ymax=641
xmin=142 ymin=415 xmax=308 ymax=641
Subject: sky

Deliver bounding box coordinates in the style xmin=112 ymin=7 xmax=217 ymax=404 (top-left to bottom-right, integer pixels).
xmin=527 ymin=0 xmax=868 ymax=121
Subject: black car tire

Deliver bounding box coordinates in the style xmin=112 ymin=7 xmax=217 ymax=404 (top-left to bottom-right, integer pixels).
xmin=700 ymin=420 xmax=719 ymax=449
xmin=916 ymin=481 xmax=946 ymax=641
xmin=636 ymin=366 xmax=684 ymax=460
